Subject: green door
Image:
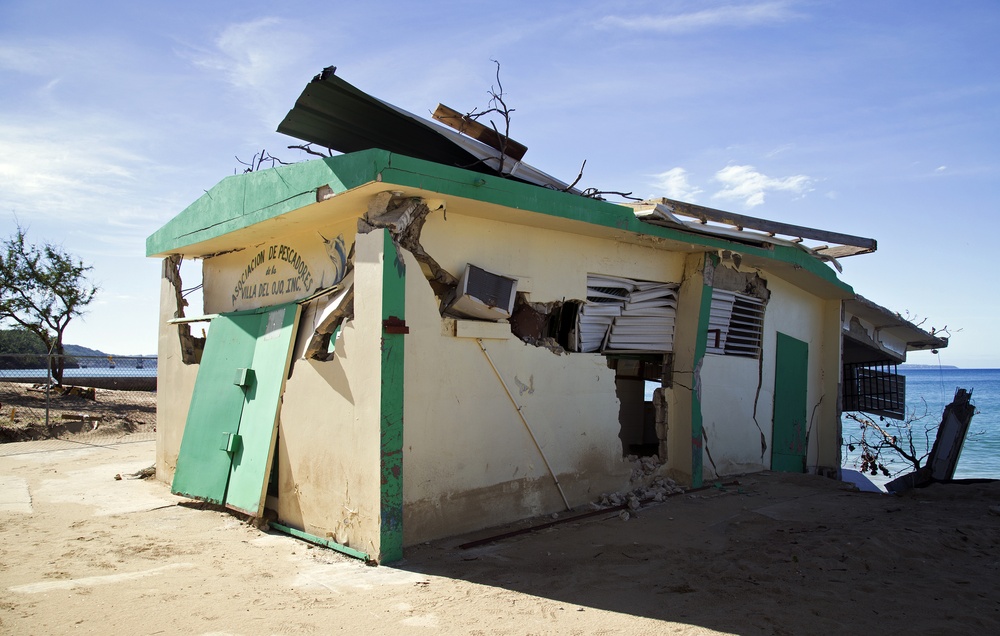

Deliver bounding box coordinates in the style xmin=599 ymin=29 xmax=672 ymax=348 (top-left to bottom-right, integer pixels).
xmin=171 ymin=302 xmax=300 ymax=516
xmin=771 ymin=332 xmax=808 ymax=472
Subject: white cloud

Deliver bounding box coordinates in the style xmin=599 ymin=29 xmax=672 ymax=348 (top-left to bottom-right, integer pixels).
xmin=597 ymin=1 xmax=800 ymax=34
xmin=711 ymin=164 xmax=812 ymax=207
xmin=183 ymin=18 xmax=316 ymax=122
xmin=0 ymin=118 xmax=180 ymax=257
xmin=936 ymin=165 xmax=948 ymax=172
xmin=651 ymin=167 xmax=703 ymax=201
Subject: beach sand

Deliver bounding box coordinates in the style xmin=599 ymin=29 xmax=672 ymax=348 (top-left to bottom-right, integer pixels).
xmin=1 ymin=439 xmax=998 ymax=635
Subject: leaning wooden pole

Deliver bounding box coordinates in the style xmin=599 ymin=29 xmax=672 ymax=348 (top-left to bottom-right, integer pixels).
xmin=476 ymin=338 xmax=571 ymax=510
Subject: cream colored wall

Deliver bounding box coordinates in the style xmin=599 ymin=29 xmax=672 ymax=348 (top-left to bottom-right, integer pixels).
xmin=154 ymin=268 xmax=201 ymax=485
xmin=274 ymin=229 xmax=386 ymax=558
xmin=702 ymin=272 xmax=840 ymax=475
xmin=816 ymin=299 xmax=844 ymax=473
xmin=418 ymin=212 xmax=686 ymax=303
xmin=699 ymin=273 xmax=837 ymax=479
xmin=665 ymin=253 xmax=710 ymax=484
xmin=203 ymin=220 xmax=357 ymax=314
xmin=400 ymin=214 xmax=687 ymax=544
xmin=699 ymin=355 xmax=767 ymax=478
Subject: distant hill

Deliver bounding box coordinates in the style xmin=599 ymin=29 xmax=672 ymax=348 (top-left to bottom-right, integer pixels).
xmin=64 ymin=345 xmax=157 ymax=359
xmin=63 ymin=344 xmax=110 ymax=357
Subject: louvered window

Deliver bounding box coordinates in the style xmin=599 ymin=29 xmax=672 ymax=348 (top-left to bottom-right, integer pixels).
xmin=574 ymin=275 xmax=678 ymax=353
xmin=706 ymin=289 xmax=764 ymax=358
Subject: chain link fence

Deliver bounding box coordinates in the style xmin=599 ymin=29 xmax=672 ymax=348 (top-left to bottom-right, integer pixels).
xmin=0 ymin=354 xmax=157 ymax=448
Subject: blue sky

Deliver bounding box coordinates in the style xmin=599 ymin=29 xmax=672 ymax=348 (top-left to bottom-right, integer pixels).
xmin=1 ymin=1 xmax=997 ymax=367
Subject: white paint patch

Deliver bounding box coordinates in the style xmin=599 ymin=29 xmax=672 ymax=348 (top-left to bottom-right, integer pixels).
xmin=9 ymin=563 xmax=195 ymax=593
xmin=400 ymin=613 xmax=439 ymax=628
xmin=292 ymin=561 xmax=430 ymax=593
xmin=0 ymin=475 xmax=32 ymax=513
xmin=32 ymin=461 xmax=175 ymax=516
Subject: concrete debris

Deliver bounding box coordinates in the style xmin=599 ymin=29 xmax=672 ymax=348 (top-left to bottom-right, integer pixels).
xmin=519 ymin=336 xmax=566 ymax=355
xmin=618 ymin=510 xmax=630 ymax=522
xmin=596 ymin=454 xmax=684 ymax=515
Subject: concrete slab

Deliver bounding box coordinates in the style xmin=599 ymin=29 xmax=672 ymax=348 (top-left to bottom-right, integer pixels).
xmin=0 ymin=474 xmax=32 ymax=513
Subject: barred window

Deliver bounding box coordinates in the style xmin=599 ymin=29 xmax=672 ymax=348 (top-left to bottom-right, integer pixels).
xmin=843 ymin=362 xmax=905 ymax=420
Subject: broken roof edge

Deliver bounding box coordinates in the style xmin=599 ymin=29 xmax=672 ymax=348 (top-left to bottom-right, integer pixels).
xmin=844 ymin=295 xmax=949 ymax=352
xmin=145 ymin=149 xmax=851 ymax=296
xmin=631 ymin=198 xmax=877 ymax=258
xmin=276 ymin=67 xmax=577 ymax=193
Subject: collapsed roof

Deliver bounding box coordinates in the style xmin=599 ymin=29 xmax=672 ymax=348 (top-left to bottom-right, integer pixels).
xmin=278 ymin=67 xmax=877 ymax=271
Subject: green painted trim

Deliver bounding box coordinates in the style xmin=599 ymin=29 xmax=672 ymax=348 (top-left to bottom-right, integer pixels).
xmin=270 ymin=522 xmax=370 ymax=561
xmin=379 ymin=230 xmax=406 ymax=563
xmin=690 ymin=254 xmax=718 ymax=489
xmin=377 ymin=154 xmax=849 ymax=292
xmin=147 ymin=150 xmax=850 ymax=294
xmin=146 ymin=149 xmax=393 ymax=257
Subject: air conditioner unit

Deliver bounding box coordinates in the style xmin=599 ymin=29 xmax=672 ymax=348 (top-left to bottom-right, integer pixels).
xmin=444 ymin=264 xmax=518 ymax=321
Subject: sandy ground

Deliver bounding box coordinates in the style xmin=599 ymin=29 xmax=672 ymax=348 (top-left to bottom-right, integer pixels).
xmin=2 ymin=440 xmax=999 ymax=635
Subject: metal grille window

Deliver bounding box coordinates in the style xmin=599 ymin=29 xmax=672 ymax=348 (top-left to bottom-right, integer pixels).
xmin=706 ymin=289 xmax=764 ymax=358
xmin=843 ymin=362 xmax=906 ymax=420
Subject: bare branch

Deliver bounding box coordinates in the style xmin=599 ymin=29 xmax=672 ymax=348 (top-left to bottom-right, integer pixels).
xmin=288 ymin=143 xmax=334 ymax=158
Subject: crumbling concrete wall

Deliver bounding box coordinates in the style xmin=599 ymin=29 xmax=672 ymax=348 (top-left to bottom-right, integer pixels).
xmin=398 ymin=212 xmax=687 ymax=544
xmin=273 ymin=229 xmax=387 ymax=558
xmin=699 ymin=273 xmax=840 ymax=479
xmin=155 ymin=256 xmax=202 ymax=484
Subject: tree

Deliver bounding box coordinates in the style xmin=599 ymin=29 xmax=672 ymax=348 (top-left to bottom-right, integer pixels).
xmin=0 ymin=225 xmax=98 ymax=384
xmin=0 ymin=327 xmax=48 ymax=369
xmin=844 ymin=405 xmax=935 ymax=477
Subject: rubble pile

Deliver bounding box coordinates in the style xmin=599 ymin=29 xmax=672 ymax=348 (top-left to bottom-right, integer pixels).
xmin=594 ymin=454 xmax=685 ymax=517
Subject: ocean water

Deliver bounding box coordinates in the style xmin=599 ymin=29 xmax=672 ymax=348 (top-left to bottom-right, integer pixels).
xmin=841 ymin=368 xmax=1000 ymax=480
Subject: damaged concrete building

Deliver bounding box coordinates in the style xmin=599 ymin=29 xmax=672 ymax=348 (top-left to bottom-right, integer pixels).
xmin=146 ymin=68 xmax=947 ymax=563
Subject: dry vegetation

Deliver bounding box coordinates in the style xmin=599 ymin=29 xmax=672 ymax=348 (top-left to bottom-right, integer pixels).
xmin=0 ymin=382 xmax=155 ymax=443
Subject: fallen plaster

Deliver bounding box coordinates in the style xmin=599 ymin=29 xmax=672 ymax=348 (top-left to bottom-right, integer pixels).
xmin=595 ymin=454 xmax=684 ymax=517
xmin=304 ymin=270 xmax=356 ymax=361
xmin=356 ymin=192 xmax=577 ymax=357
xmin=713 ymin=261 xmax=771 ymax=302
xmin=163 ymin=255 xmax=205 ymax=365
xmin=359 ymin=192 xmax=456 ymax=294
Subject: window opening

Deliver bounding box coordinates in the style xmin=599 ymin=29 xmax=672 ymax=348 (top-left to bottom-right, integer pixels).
xmin=843 ymin=362 xmax=905 ymax=420
xmin=611 ymin=356 xmax=665 ymax=457
xmin=706 ymin=289 xmax=764 ymax=358
xmin=575 ymin=275 xmax=678 ymax=354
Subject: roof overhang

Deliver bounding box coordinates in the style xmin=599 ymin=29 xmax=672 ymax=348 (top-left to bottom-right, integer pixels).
xmin=843 ymin=295 xmax=948 ymax=364
xmin=146 ymin=150 xmax=853 ymax=300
